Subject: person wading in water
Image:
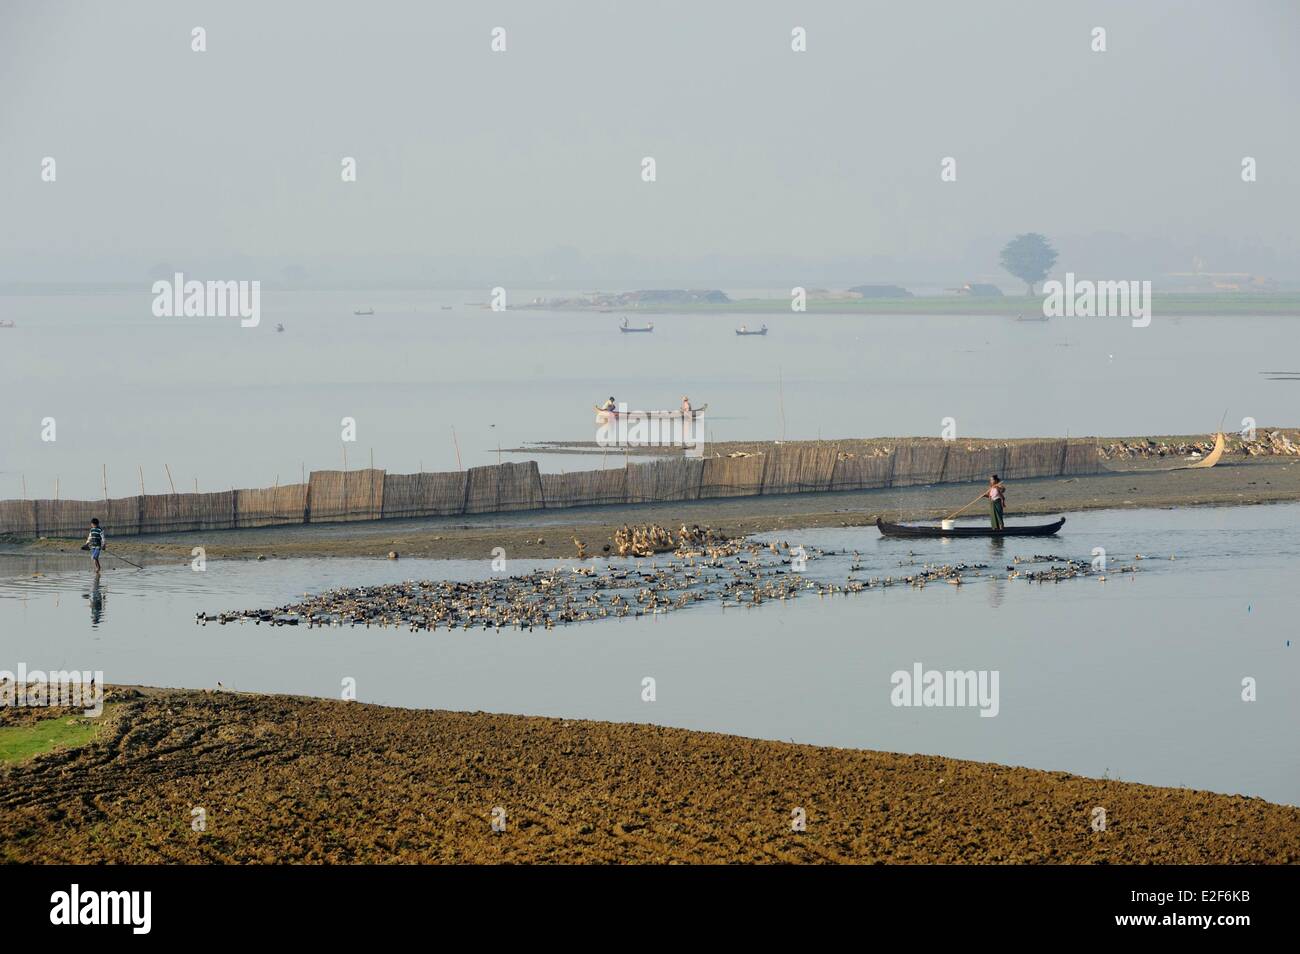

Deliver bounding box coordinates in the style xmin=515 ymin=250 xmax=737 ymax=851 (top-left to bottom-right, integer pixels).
xmin=83 ymin=518 xmax=105 ymax=574
xmin=983 ymin=476 xmax=1007 ymax=529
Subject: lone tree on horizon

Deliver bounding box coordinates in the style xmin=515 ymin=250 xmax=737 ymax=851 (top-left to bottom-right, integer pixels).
xmin=999 ymin=233 xmax=1058 ymax=295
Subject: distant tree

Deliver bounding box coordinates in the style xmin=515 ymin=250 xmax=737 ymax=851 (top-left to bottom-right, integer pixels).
xmin=999 ymin=233 xmax=1058 ymax=295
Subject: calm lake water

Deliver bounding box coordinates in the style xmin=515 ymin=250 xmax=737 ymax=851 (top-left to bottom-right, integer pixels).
xmin=1 ymin=504 xmax=1295 ymax=805
xmin=2 ymin=289 xmax=1298 ymax=499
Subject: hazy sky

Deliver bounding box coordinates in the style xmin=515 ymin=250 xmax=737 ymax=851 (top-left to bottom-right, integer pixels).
xmin=3 ymin=0 xmax=1297 ymax=283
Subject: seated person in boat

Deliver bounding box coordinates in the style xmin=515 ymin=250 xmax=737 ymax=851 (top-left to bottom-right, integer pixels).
xmin=983 ymin=475 xmax=1007 ymax=529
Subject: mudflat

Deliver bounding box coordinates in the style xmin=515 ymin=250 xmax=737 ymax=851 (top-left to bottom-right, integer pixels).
xmin=5 ymin=458 xmax=1297 ymax=564
xmin=1 ymin=688 xmax=1295 ymax=864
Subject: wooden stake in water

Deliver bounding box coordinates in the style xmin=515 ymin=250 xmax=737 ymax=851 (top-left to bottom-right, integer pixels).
xmin=777 ymin=368 xmax=787 ymax=441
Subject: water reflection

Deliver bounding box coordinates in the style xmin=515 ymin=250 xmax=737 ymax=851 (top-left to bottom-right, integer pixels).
xmin=83 ymin=578 xmax=106 ymax=627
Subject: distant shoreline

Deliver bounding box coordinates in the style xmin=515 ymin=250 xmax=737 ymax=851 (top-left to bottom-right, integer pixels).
xmin=522 ymin=293 xmax=1300 ymax=317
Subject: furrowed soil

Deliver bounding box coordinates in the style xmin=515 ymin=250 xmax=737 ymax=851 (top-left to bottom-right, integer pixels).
xmin=1 ymin=688 xmax=1296 ymax=864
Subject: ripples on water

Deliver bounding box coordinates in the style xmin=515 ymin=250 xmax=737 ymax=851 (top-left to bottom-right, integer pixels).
xmin=0 ymin=504 xmax=1296 ymax=804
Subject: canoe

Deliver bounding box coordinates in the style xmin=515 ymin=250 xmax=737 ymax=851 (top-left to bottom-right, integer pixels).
xmin=619 ymin=324 xmax=654 ymax=333
xmin=595 ymin=404 xmax=707 ymax=421
xmin=876 ymin=516 xmax=1065 ymax=538
xmin=735 ymin=327 xmax=767 ymax=336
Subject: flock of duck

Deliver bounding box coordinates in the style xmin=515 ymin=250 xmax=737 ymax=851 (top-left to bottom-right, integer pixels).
xmin=200 ymin=525 xmax=1144 ymax=632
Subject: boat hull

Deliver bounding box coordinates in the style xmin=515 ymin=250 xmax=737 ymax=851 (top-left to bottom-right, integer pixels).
xmin=875 ymin=517 xmax=1065 ymax=538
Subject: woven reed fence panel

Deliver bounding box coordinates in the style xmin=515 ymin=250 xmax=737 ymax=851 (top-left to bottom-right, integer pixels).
xmin=941 ymin=444 xmax=1009 ymax=484
xmin=828 ymin=454 xmax=895 ymax=491
xmin=140 ymin=493 xmax=199 ymax=535
xmin=891 ymin=442 xmax=952 ymax=486
xmin=1062 ymin=442 xmax=1102 ymax=475
xmin=761 ymin=445 xmax=839 ymax=494
xmin=0 ymin=500 xmax=37 ymax=536
xmin=307 ymin=469 xmax=384 ymax=522
xmin=107 ymin=497 xmax=143 ymax=534
xmin=699 ymin=456 xmax=765 ymax=497
xmin=36 ymin=499 xmax=111 ymax=537
xmin=236 ymin=483 xmax=308 ymax=528
xmin=193 ymin=491 xmax=237 ymax=530
xmin=380 ymin=472 xmax=468 ymax=518
xmin=1002 ymin=441 xmax=1068 ymax=480
xmin=625 ymin=459 xmax=704 ymax=503
xmin=541 ymin=468 xmax=629 ymax=509
xmin=464 ymin=462 xmax=544 ymax=514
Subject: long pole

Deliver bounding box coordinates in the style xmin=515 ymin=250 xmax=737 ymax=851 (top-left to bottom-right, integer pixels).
xmin=451 ymin=427 xmax=463 ymax=470
xmin=102 ymin=465 xmax=107 ymax=501
xmin=138 ymin=465 xmax=145 ymax=496
xmin=165 ymin=464 xmax=176 ymax=495
xmin=943 ymin=490 xmax=988 ymax=522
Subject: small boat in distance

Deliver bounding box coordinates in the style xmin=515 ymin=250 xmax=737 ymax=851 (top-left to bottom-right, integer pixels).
xmin=0 ymin=320 xmax=14 ymax=328
xmin=619 ymin=317 xmax=653 ymax=333
xmin=876 ymin=516 xmax=1065 ymax=538
xmin=354 ymin=308 xmax=375 ymax=316
xmin=735 ymin=324 xmax=768 ymax=336
xmin=440 ymin=305 xmax=453 ymax=310
xmin=595 ymin=403 xmax=707 ymax=424
xmin=274 ymin=323 xmax=285 ymax=333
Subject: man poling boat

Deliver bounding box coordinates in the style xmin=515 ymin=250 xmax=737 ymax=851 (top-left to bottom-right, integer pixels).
xmin=876 ymin=474 xmax=1065 ymax=538
xmin=984 ymin=475 xmax=1007 ymax=529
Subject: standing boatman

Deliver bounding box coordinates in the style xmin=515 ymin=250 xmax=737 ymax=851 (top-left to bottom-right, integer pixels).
xmin=983 ymin=476 xmax=1007 ymax=529
xmin=84 ymin=517 xmax=105 ymax=573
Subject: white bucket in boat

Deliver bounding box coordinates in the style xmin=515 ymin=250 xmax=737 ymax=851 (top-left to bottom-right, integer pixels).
xmin=940 ymin=519 xmax=955 ymax=531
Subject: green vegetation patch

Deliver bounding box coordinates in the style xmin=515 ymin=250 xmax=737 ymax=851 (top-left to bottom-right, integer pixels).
xmin=0 ymin=706 xmax=113 ymax=763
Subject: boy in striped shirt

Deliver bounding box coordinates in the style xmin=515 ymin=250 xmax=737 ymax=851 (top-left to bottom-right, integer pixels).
xmin=85 ymin=518 xmax=105 ymax=573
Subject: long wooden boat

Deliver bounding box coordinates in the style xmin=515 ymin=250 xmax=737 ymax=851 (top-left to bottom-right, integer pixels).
xmin=1182 ymin=431 xmax=1225 ymax=469
xmin=876 ymin=516 xmax=1065 ymax=538
xmin=595 ymin=403 xmax=707 ymax=423
xmin=735 ymin=325 xmax=768 ymax=336
xmin=619 ymin=322 xmax=654 ymax=333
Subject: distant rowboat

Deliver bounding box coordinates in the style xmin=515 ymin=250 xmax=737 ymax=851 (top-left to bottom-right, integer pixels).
xmin=619 ymin=320 xmax=653 ymax=333
xmin=876 ymin=516 xmax=1065 ymax=538
xmin=354 ymin=308 xmax=375 ymax=316
xmin=595 ymin=403 xmax=707 ymax=424
xmin=735 ymin=325 xmax=767 ymax=336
